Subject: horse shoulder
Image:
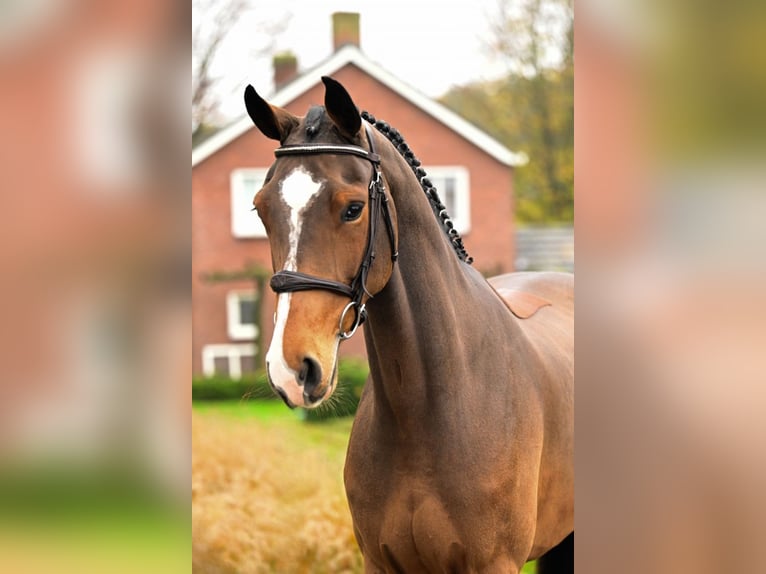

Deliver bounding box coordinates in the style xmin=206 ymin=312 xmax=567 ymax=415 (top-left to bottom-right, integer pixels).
xmin=485 ymin=273 xmax=575 ymax=551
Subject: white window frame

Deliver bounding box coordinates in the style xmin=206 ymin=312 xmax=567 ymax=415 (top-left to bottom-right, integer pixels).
xmin=422 ymin=166 xmax=471 ymax=234
xmin=201 ymin=343 xmax=257 ymax=379
xmin=226 ymin=290 xmax=259 ymax=341
xmin=231 ymin=168 xmax=269 ymax=238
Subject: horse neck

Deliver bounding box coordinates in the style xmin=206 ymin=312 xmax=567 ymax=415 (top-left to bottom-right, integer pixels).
xmin=362 ymin=136 xmax=503 ymax=427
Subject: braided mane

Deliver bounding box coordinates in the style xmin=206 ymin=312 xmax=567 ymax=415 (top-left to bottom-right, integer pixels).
xmin=361 ymin=111 xmax=473 ymax=265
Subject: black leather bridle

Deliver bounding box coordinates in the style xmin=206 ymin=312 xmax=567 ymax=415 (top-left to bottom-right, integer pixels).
xmin=269 ymin=122 xmax=398 ymax=339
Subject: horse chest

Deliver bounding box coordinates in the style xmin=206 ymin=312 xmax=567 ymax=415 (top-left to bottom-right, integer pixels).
xmin=354 ymin=481 xmax=470 ymax=573
xmin=345 ymin=410 xmax=542 ymax=572
xmin=345 ymin=445 xmax=510 ymax=572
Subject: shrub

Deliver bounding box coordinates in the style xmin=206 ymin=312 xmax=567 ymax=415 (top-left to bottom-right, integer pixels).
xmin=191 ymin=372 xmax=274 ymax=401
xmin=191 ymin=358 xmax=370 ymax=417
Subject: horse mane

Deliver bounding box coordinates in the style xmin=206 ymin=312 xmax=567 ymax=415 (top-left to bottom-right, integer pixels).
xmin=361 ymin=111 xmax=473 ymax=265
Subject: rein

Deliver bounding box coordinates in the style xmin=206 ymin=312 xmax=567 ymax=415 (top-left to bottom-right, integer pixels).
xmin=269 ymin=122 xmax=398 ymax=339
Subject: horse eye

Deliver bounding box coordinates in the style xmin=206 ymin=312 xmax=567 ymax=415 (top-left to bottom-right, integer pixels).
xmin=342 ymin=202 xmax=365 ymax=222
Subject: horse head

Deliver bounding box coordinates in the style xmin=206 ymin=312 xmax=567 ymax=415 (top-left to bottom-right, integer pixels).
xmin=244 ymin=77 xmax=398 ymax=408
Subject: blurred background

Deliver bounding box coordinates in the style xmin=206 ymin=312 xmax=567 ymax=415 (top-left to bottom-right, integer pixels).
xmin=576 ymin=0 xmax=766 ymax=573
xmin=0 ymin=0 xmax=189 ymax=572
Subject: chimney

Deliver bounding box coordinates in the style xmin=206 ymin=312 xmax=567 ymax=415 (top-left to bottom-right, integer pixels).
xmin=273 ymin=51 xmax=298 ymax=90
xmin=332 ymin=12 xmax=360 ymax=51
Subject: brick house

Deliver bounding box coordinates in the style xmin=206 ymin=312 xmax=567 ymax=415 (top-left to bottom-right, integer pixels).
xmin=191 ymin=15 xmax=525 ymax=378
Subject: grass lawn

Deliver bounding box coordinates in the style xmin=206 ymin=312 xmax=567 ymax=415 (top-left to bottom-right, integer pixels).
xmin=193 ymin=399 xmax=359 ymax=573
xmin=193 ymin=400 xmax=537 ymax=573
xmin=192 ymin=398 xmax=298 ymax=420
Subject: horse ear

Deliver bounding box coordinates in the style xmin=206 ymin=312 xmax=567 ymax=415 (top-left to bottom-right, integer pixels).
xmin=322 ymin=76 xmax=362 ymax=139
xmin=244 ymin=84 xmax=298 ymax=142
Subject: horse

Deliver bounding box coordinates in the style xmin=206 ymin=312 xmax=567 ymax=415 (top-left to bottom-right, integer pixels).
xmin=244 ymin=76 xmax=574 ymax=573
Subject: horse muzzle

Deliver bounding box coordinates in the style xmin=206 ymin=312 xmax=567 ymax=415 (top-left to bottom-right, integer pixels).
xmin=266 ymin=355 xmax=331 ymax=409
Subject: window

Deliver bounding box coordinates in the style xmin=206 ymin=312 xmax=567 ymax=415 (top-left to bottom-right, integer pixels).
xmin=231 ymin=168 xmax=269 ymax=238
xmin=201 ymin=344 xmax=257 ymax=379
xmin=423 ymin=166 xmax=471 ymax=234
xmin=226 ymin=291 xmax=259 ymax=341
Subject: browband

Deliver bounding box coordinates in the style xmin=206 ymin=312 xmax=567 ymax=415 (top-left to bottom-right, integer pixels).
xmin=275 ymin=143 xmax=380 ymax=164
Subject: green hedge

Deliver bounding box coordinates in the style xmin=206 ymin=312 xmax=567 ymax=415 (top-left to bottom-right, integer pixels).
xmin=192 ymin=358 xmax=370 ymax=421
xmin=191 ymin=372 xmax=273 ymax=401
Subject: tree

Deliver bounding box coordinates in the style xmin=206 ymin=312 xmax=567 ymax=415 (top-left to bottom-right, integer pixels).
xmin=441 ymin=0 xmax=573 ymax=223
xmin=192 ymin=0 xmax=288 ymax=141
xmin=491 ymin=0 xmax=573 ymax=223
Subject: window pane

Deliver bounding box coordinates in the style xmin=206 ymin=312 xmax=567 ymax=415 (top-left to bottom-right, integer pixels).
xmin=213 ymin=356 xmax=230 ymax=377
xmin=232 ymin=170 xmax=268 ymax=238
xmin=441 ymin=177 xmax=456 ymax=216
xmin=430 ymin=176 xmax=452 ymax=214
xmin=242 ymin=176 xmax=258 ymax=195
xmin=423 ymin=167 xmax=469 ymax=234
xmin=240 ymin=353 xmax=257 ymax=374
xmin=238 ymin=299 xmax=255 ymax=326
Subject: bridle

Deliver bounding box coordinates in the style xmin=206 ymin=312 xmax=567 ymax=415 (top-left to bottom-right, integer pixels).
xmin=268 ymin=122 xmax=398 ymax=339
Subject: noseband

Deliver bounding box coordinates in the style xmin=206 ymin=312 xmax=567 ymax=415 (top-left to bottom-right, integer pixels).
xmin=269 ymin=122 xmax=398 ymax=339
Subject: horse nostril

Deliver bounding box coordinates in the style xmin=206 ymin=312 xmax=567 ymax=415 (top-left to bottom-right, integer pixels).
xmin=298 ymin=357 xmax=322 ymax=396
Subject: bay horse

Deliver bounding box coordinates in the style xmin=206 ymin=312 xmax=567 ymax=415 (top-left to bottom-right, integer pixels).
xmin=244 ymin=77 xmax=573 ymax=573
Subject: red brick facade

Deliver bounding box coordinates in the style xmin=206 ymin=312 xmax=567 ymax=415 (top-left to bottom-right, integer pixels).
xmin=192 ymin=62 xmax=515 ymax=376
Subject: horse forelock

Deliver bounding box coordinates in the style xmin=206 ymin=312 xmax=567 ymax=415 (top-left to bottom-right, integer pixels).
xmin=303 ymin=106 xmax=325 ymax=140
xmin=283 ymin=105 xmax=358 ymax=146
xmin=280 ymin=105 xmax=374 ymax=150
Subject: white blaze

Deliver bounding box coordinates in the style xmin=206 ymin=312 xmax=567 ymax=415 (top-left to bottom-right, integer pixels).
xmin=281 ymin=166 xmax=323 ymax=270
xmin=266 ymin=167 xmax=323 ymax=405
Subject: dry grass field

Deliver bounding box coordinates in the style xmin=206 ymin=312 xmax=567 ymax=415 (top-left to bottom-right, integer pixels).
xmin=192 ymin=401 xmax=538 ymax=573
xmin=192 ymin=401 xmax=363 ymax=573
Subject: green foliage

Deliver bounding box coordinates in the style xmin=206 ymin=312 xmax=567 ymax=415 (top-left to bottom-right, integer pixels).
xmin=192 ymin=358 xmax=370 ymax=422
xmin=440 ymin=71 xmax=573 ymax=224
xmin=439 ymin=0 xmax=573 ymax=224
xmin=191 ymin=372 xmax=274 ymax=402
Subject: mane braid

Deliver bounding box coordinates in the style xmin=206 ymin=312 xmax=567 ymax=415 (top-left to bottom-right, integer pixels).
xmin=361 ymin=111 xmax=473 ymax=265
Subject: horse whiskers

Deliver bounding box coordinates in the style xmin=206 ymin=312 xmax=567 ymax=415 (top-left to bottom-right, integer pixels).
xmin=241 ymin=384 xmax=272 ymax=402
xmin=325 ymin=379 xmax=354 ymax=414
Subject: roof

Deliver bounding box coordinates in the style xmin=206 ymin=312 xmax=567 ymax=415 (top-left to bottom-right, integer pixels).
xmin=192 ymin=45 xmax=527 ymax=168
